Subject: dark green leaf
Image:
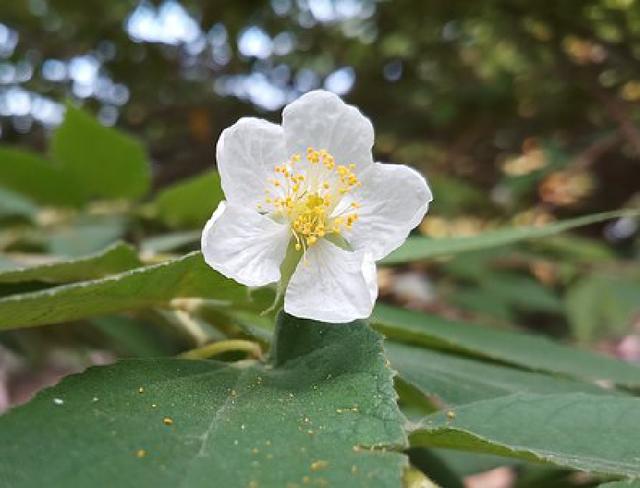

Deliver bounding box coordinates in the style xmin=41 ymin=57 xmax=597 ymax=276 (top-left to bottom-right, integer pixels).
xmin=0 ymin=251 xmax=254 ymax=330
xmin=409 ymin=393 xmax=640 ymax=477
xmin=372 ymin=305 xmax=640 ymax=387
xmin=91 ymin=315 xmax=181 ymax=357
xmin=0 ymin=313 xmax=408 ymax=487
xmin=0 ymin=241 xmax=140 ymax=284
xmin=386 ymin=342 xmax=618 ymax=407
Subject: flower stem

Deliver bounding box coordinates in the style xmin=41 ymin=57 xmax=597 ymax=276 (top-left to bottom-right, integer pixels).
xmin=179 ymin=339 xmax=262 ymax=360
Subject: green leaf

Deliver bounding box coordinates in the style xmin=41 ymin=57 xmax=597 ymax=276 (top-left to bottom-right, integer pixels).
xmin=0 ymin=147 xmax=84 ymax=206
xmin=0 ymin=242 xmax=140 ymax=284
xmin=426 ymin=174 xmax=488 ymax=216
xmin=91 ymin=315 xmax=181 ymax=357
xmin=598 ymin=481 xmax=640 ymax=487
xmin=383 ymin=209 xmax=640 ymax=264
xmin=477 ymin=273 xmax=563 ymax=314
xmin=386 ymin=342 xmax=619 ymax=407
xmin=45 ymin=214 xmax=128 ymax=257
xmin=51 ymin=105 xmax=150 ymax=201
xmin=409 ymin=393 xmax=640 ymax=477
xmin=0 ymin=251 xmax=255 ymax=330
xmin=0 ymin=313 xmax=408 ymax=487
xmin=140 ymin=230 xmax=200 ymax=255
xmin=0 ymin=187 xmax=39 ymax=219
xmin=148 ymin=170 xmax=223 ymax=228
xmin=372 ymin=305 xmax=640 ymax=387
xmin=566 ymin=274 xmax=640 ymax=343
xmin=529 ymin=234 xmax=615 ymax=263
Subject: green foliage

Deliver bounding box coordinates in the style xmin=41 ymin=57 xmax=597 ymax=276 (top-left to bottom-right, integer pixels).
xmin=0 ymin=314 xmax=407 ymax=487
xmin=598 ymin=481 xmax=640 ymax=488
xmin=566 ymin=274 xmax=640 ymax=343
xmin=0 ymin=66 xmax=639 ymax=487
xmin=387 ymin=342 xmax=618 ymax=407
xmin=383 ymin=210 xmax=640 ymax=264
xmin=410 ymin=393 xmax=640 ymax=477
xmin=148 ymin=170 xmax=224 ymax=229
xmin=0 ymin=252 xmax=255 ymax=329
xmin=0 ymin=147 xmax=84 ymax=207
xmin=0 ymin=242 xmax=140 ymax=285
xmin=43 ymin=214 xmax=129 ymax=257
xmin=373 ymin=305 xmax=640 ymax=387
xmin=51 ymin=105 xmax=151 ymax=201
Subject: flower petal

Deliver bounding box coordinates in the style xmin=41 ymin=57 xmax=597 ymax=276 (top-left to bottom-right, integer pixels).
xmin=345 ymin=162 xmax=433 ymax=260
xmin=216 ymin=117 xmax=287 ymax=208
xmin=284 ymin=240 xmax=378 ymax=323
xmin=282 ymin=90 xmax=374 ymax=171
xmin=201 ymin=201 xmax=290 ymax=287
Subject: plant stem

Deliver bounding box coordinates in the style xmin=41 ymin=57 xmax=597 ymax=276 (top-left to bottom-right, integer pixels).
xmin=179 ymin=339 xmax=262 ymax=360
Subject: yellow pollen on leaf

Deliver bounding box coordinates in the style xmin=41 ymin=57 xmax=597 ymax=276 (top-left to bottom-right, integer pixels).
xmin=259 ymin=147 xmax=361 ymax=252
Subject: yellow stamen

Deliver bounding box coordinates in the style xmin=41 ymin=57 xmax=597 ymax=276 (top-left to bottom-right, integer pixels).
xmin=260 ymin=147 xmax=361 ymax=250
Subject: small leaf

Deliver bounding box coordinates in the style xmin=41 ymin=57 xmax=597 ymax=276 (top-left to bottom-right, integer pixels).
xmin=148 ymin=170 xmax=224 ymax=228
xmin=386 ymin=342 xmax=620 ymax=407
xmin=0 ymin=187 xmax=39 ymax=218
xmin=140 ymin=230 xmax=201 ymax=255
xmin=0 ymin=241 xmax=140 ymax=285
xmin=0 ymin=313 xmax=408 ymax=487
xmin=0 ymin=252 xmax=256 ymax=330
xmin=372 ymin=305 xmax=640 ymax=387
xmin=51 ymin=105 xmax=151 ymax=201
xmin=44 ymin=214 xmax=128 ymax=257
xmin=409 ymin=393 xmax=640 ymax=477
xmin=383 ymin=209 xmax=640 ymax=264
xmin=0 ymin=147 xmax=84 ymax=206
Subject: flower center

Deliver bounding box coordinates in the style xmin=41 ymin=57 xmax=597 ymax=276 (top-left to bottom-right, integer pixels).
xmin=258 ymin=147 xmax=361 ymax=252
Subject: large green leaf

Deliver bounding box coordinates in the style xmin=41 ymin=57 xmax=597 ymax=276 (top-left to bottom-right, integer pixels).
xmin=0 ymin=252 xmax=257 ymax=330
xmin=383 ymin=209 xmax=640 ymax=264
xmin=0 ymin=313 xmax=408 ymax=487
xmin=149 ymin=170 xmax=224 ymax=228
xmin=0 ymin=242 xmax=140 ymax=284
xmin=372 ymin=305 xmax=640 ymax=387
xmin=386 ymin=342 xmax=618 ymax=407
xmin=51 ymin=105 xmax=150 ymax=201
xmin=0 ymin=147 xmax=84 ymax=206
xmin=409 ymin=393 xmax=640 ymax=477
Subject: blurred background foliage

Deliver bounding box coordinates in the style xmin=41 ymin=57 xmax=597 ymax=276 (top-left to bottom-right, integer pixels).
xmin=0 ymin=0 xmax=639 ymax=484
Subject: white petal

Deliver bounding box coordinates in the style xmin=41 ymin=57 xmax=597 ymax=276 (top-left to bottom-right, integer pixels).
xmin=346 ymin=162 xmax=433 ymax=260
xmin=284 ymin=239 xmax=377 ymax=323
xmin=216 ymin=117 xmax=287 ymax=208
xmin=282 ymin=90 xmax=374 ymax=171
xmin=201 ymin=201 xmax=290 ymax=287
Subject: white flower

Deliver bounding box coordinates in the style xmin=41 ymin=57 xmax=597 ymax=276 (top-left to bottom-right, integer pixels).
xmin=201 ymin=90 xmax=432 ymax=323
